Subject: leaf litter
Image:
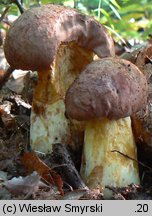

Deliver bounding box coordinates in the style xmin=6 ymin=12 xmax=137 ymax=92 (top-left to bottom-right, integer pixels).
xmin=0 ymin=41 xmax=152 ymax=200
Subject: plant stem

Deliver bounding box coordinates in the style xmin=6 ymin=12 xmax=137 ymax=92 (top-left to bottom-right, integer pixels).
xmin=0 ymin=6 xmax=10 ymax=23
xmin=98 ymin=0 xmax=102 ymax=20
xmin=12 ymin=0 xmax=24 ymax=14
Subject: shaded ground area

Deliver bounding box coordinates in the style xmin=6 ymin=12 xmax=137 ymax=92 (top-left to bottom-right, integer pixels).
xmin=0 ymin=68 xmax=152 ymax=200
xmin=1 ymin=38 xmax=152 ymax=200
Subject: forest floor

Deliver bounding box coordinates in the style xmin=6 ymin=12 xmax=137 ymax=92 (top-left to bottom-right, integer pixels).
xmin=1 ymin=45 xmax=152 ymax=200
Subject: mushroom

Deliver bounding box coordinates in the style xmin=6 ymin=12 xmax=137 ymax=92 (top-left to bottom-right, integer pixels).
xmin=4 ymin=4 xmax=115 ymax=153
xmin=65 ymin=57 xmax=148 ymax=196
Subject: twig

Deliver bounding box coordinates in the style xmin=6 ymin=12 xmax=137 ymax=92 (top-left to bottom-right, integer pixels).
xmin=141 ymin=170 xmax=152 ymax=182
xmin=105 ymin=186 xmax=126 ymax=200
xmin=63 ymin=182 xmax=73 ymax=191
xmin=145 ymin=55 xmax=152 ymax=63
xmin=1 ymin=18 xmax=11 ymax=26
xmin=0 ymin=6 xmax=10 ymax=23
xmin=111 ymin=150 xmax=152 ymax=171
xmin=49 ymin=143 xmax=87 ymax=190
xmin=12 ymin=0 xmax=24 ymax=14
xmin=0 ymin=67 xmax=14 ymax=90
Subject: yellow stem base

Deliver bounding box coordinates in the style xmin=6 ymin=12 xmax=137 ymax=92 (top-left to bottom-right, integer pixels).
xmin=81 ymin=117 xmax=140 ymax=197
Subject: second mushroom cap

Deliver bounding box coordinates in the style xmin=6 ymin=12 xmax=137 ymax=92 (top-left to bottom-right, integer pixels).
xmin=65 ymin=57 xmax=148 ymax=120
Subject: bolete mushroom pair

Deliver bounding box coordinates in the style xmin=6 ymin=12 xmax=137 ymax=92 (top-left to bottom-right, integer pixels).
xmin=4 ymin=4 xmax=114 ymax=153
xmin=65 ymin=58 xmax=148 ymax=195
xmin=4 ymin=4 xmax=148 ymax=196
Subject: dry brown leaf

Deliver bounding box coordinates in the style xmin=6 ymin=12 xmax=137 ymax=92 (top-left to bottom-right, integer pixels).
xmin=0 ymin=103 xmax=16 ymax=130
xmin=21 ymin=151 xmax=64 ymax=195
xmin=4 ymin=171 xmax=40 ymax=196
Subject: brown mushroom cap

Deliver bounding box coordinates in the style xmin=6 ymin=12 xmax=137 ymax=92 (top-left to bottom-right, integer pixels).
xmin=4 ymin=4 xmax=115 ymax=71
xmin=65 ymin=58 xmax=148 ymax=121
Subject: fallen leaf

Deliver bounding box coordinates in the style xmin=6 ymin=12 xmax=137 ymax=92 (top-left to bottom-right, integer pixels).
xmin=0 ymin=48 xmax=8 ymax=70
xmin=21 ymin=151 xmax=64 ymax=195
xmin=0 ymin=102 xmax=16 ymax=130
xmin=0 ymin=187 xmax=12 ymax=200
xmin=4 ymin=171 xmax=40 ymax=196
xmin=0 ymin=171 xmax=8 ymax=182
xmin=5 ymin=68 xmax=29 ymax=94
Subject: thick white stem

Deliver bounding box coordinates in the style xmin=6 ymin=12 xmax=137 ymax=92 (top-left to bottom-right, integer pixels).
xmin=30 ymin=99 xmax=72 ymax=153
xmin=80 ymin=117 xmax=140 ymax=196
xmin=30 ymin=42 xmax=93 ymax=153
